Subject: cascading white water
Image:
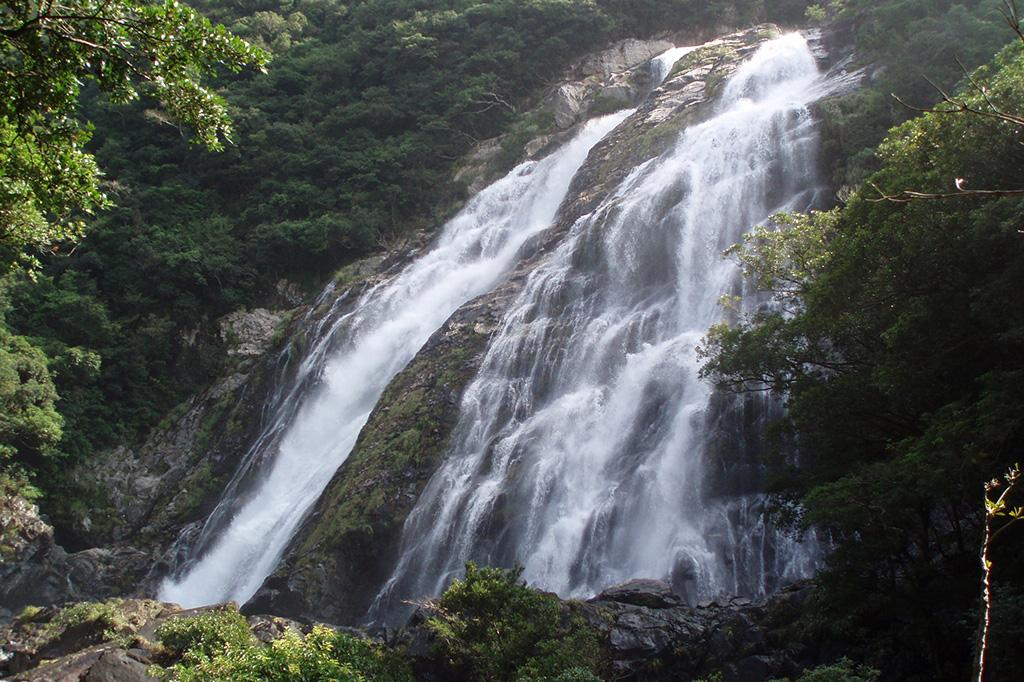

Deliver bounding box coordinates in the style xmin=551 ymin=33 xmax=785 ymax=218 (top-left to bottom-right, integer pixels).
xmin=649 ymin=45 xmax=697 ymax=85
xmin=372 ymin=34 xmax=839 ymax=622
xmin=157 ymin=109 xmax=633 ymax=608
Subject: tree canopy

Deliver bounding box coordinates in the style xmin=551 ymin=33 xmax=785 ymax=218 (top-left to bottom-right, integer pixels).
xmin=0 ymin=0 xmax=268 ymax=272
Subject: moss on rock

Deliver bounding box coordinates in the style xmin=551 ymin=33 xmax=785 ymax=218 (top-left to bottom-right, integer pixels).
xmin=246 ymin=293 xmax=501 ymax=624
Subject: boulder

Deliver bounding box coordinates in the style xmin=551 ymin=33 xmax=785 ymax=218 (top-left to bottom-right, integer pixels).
xmin=581 ymin=580 xmax=820 ymax=680
xmin=246 ymin=614 xmax=305 ymax=644
xmin=219 ymin=307 xmax=286 ymax=358
xmin=594 ymin=579 xmax=683 ymax=609
xmin=551 ymin=83 xmax=588 ymax=129
xmin=83 ymin=649 xmax=157 ymax=682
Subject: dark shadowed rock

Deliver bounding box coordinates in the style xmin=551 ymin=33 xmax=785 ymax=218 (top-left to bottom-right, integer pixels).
xmin=594 ymin=579 xmax=683 ymax=609
xmin=10 ymin=644 xmax=113 ymax=681
xmin=83 ymin=649 xmax=157 ymax=682
xmin=584 ymin=580 xmax=819 ymax=680
xmin=246 ymin=614 xmax=305 ymax=644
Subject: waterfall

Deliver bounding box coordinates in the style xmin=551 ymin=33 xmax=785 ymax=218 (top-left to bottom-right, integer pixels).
xmin=157 ymin=109 xmax=633 ymax=608
xmin=649 ymin=45 xmax=697 ymax=85
xmin=371 ymin=34 xmax=837 ymax=623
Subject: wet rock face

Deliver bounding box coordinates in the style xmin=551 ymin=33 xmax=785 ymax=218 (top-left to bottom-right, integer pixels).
xmin=545 ymin=37 xmax=675 ymax=131
xmin=578 ymin=38 xmax=675 ymax=80
xmin=0 ymin=492 xmax=149 ymax=618
xmin=558 ymin=25 xmax=777 ymax=233
xmin=245 ymin=286 xmax=507 ymax=625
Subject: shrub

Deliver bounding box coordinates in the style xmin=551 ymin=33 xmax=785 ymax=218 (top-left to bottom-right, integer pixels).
xmin=426 ymin=563 xmax=604 ymax=682
xmin=162 ymin=625 xmax=412 ymax=682
xmin=771 ymin=658 xmax=880 ymax=682
xmin=155 ymin=606 xmax=253 ymax=661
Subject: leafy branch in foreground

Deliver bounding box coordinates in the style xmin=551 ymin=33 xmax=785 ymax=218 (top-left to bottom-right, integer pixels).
xmin=977 ymin=464 xmax=1023 ymax=682
xmin=0 ymin=0 xmax=269 ymax=272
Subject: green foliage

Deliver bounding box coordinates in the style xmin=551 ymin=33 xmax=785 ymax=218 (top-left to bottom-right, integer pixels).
xmin=0 ymin=313 xmax=62 ymax=471
xmin=695 ymin=673 xmax=724 ymax=682
xmin=17 ymin=604 xmax=43 ymax=620
xmin=0 ymin=266 xmax=204 ymax=495
xmin=0 ymin=0 xmax=268 ymax=273
xmin=804 ymin=5 xmax=827 ymax=23
xmin=771 ymin=658 xmax=880 ymax=681
xmin=156 ymin=607 xmax=254 ymax=661
xmin=816 ymin=0 xmax=1010 ymax=187
xmin=702 ymin=40 xmax=1024 ymax=679
xmin=51 ymin=600 xmax=125 ymax=634
xmin=160 ymin=623 xmax=413 ymax=682
xmin=153 ymin=605 xmax=411 ymax=681
xmin=0 ymin=0 xmax=265 ymax=501
xmin=538 ymin=669 xmax=603 ymax=682
xmin=427 ymin=563 xmax=604 ymax=682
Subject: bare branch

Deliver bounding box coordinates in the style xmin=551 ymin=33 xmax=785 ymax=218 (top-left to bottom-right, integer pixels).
xmin=999 ymin=0 xmax=1024 ymax=45
xmin=867 ymin=181 xmax=1024 ymax=204
xmin=467 ymin=91 xmax=516 ymax=116
xmin=893 ymin=75 xmax=1024 ymax=128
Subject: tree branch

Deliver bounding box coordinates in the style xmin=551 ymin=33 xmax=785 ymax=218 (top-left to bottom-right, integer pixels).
xmin=866 ymin=181 xmax=1024 ymax=204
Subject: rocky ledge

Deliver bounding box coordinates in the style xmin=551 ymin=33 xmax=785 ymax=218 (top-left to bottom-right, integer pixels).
xmin=394 ymin=578 xmax=831 ymax=681
xmin=1 ymin=580 xmax=831 ymax=682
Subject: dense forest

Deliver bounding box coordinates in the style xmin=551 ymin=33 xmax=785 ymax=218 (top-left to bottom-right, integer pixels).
xmin=2 ymin=0 xmax=1024 ymax=680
